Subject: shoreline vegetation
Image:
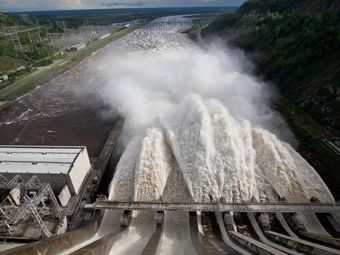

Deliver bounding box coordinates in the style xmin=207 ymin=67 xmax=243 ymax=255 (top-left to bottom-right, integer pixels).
xmin=0 ymin=8 xmax=232 ymax=101
xmin=0 ymin=22 xmax=145 ymax=101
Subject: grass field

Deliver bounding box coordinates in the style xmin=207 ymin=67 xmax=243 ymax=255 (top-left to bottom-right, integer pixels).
xmin=0 ymin=22 xmax=145 ymax=101
xmin=0 ymin=55 xmax=27 ymax=73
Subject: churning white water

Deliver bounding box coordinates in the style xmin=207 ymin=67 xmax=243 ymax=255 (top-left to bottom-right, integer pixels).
xmin=110 ymin=95 xmax=334 ymax=204
xmin=99 ymin=16 xmax=334 ymax=205
xmin=95 ymin=15 xmax=335 ymax=252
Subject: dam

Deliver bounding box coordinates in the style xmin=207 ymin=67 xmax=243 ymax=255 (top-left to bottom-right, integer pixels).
xmin=0 ymin=15 xmax=340 ymax=255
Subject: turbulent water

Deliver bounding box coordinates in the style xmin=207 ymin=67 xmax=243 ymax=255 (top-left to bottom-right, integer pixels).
xmin=110 ymin=96 xmax=334 ymax=204
xmin=87 ymin=15 xmax=336 ymax=253
xmin=102 ymin=16 xmax=334 ymax=205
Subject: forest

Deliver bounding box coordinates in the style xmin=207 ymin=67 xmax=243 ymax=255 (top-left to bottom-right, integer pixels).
xmin=203 ymin=0 xmax=340 ymax=197
xmin=0 ymin=13 xmax=53 ymax=74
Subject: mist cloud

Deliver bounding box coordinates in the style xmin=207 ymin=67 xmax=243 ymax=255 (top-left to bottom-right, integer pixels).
xmin=96 ymin=41 xmax=293 ymax=145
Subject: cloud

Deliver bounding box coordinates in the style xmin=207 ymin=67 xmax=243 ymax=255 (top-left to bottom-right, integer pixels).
xmin=0 ymin=0 xmax=86 ymax=11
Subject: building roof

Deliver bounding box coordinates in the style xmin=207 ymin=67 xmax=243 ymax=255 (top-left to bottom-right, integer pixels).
xmin=0 ymin=146 xmax=85 ymax=174
xmin=71 ymin=43 xmax=86 ymax=48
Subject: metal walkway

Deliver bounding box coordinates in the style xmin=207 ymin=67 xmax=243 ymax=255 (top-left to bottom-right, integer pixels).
xmin=89 ymin=200 xmax=340 ymax=213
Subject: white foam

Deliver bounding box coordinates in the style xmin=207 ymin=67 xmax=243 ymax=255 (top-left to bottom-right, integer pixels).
xmin=105 ymin=15 xmax=334 ymax=205
xmin=110 ymin=95 xmax=334 ymax=204
xmin=104 ymin=15 xmax=335 ymax=254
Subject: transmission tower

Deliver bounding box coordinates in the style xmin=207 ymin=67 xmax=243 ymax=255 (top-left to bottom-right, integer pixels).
xmin=37 ymin=27 xmax=42 ymax=43
xmin=4 ymin=27 xmax=23 ymax=52
xmin=20 ymin=14 xmax=31 ymax=23
xmin=27 ymin=32 xmax=32 ymax=43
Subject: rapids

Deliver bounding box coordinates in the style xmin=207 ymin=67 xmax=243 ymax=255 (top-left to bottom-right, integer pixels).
xmin=110 ymin=95 xmax=334 ymax=204
xmin=104 ymin=16 xmax=334 ymax=205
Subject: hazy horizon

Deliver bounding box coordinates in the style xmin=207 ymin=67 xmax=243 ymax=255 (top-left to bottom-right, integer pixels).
xmin=5 ymin=6 xmax=237 ymax=15
xmin=0 ymin=0 xmax=244 ymax=12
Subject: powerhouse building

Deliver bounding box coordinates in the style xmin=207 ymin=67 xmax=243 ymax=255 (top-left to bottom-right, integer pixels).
xmin=0 ymin=145 xmax=91 ymax=206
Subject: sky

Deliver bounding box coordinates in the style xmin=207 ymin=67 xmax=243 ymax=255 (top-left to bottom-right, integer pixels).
xmin=0 ymin=0 xmax=245 ymax=12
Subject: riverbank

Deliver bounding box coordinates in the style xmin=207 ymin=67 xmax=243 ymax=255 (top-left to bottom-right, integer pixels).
xmin=0 ymin=22 xmax=145 ymax=101
xmin=0 ymin=22 xmax=145 ymax=157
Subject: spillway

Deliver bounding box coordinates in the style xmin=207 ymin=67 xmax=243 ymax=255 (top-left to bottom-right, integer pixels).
xmin=90 ymin=14 xmax=337 ymax=254
xmin=108 ymin=211 xmax=156 ymax=255
xmin=101 ymin=14 xmax=337 ymax=254
xmin=155 ymin=212 xmax=197 ymax=255
xmin=60 ymin=210 xmax=123 ymax=255
xmin=100 ymin=14 xmax=335 ymax=204
xmin=110 ymin=95 xmax=334 ymax=205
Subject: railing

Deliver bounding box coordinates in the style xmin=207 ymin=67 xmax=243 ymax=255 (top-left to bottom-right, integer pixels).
xmin=89 ymin=200 xmax=340 ymax=213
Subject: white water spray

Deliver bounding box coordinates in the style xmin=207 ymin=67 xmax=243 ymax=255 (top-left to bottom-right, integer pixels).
xmin=97 ymin=16 xmax=333 ymax=205
xmin=96 ymin=15 xmax=335 ymax=253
